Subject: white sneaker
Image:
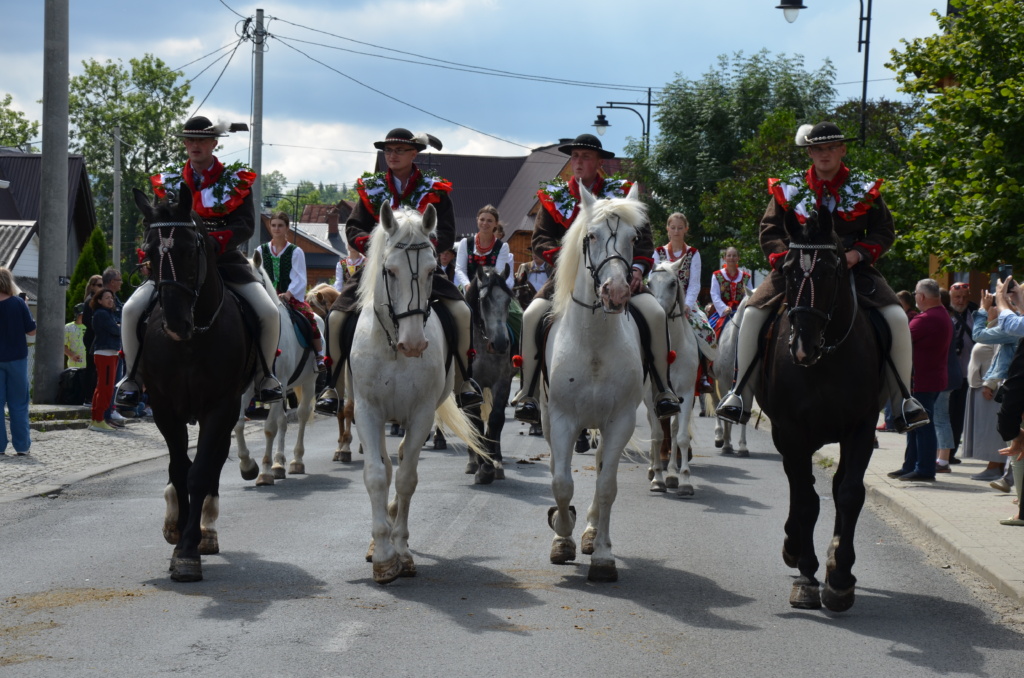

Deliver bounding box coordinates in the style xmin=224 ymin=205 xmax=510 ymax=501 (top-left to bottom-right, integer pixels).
xmin=89 ymin=420 xmax=117 ymax=432
xmin=143 ymin=407 xmax=153 ymax=417
xmin=110 ymin=410 xmax=127 ymax=422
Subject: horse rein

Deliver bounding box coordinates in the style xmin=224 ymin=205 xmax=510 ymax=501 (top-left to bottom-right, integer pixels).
xmin=786 ymin=241 xmax=857 ymax=353
xmin=148 ymin=220 xmax=224 ymax=333
xmin=376 ymin=239 xmax=434 ymax=349
xmin=650 ymin=269 xmax=686 ymax=321
xmin=573 ymin=215 xmax=634 ymax=313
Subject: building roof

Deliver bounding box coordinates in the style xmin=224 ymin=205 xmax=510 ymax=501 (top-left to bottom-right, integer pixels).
xmin=494 ymin=144 xmax=569 ymax=235
xmin=0 ymin=220 xmax=36 ymax=269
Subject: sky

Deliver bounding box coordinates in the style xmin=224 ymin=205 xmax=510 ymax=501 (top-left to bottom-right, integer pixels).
xmin=2 ymin=0 xmax=948 ymax=194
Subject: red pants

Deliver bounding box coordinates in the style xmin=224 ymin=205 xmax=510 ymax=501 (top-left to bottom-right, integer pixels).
xmin=91 ymin=353 xmax=118 ymax=422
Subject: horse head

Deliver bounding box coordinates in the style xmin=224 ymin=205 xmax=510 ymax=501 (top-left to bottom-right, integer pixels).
xmin=782 ymin=205 xmax=844 ymax=366
xmin=306 ymin=283 xmax=339 ymax=319
xmin=134 ymin=183 xmax=215 ymax=342
xmin=647 ymin=258 xmax=686 ymax=319
xmin=470 ymin=264 xmax=512 ymax=354
xmin=359 ymin=202 xmax=437 ymax=357
xmin=553 ymin=183 xmax=645 ymax=317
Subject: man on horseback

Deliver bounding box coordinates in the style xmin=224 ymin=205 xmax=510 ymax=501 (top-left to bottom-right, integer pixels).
xmin=115 ymin=116 xmax=284 ymax=406
xmin=511 ymin=133 xmax=681 ymax=424
xmin=315 ymin=128 xmax=482 ymax=414
xmin=715 ymin=121 xmax=927 ymax=431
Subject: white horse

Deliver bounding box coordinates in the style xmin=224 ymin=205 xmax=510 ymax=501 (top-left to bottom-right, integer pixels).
xmin=542 ymin=184 xmax=648 ymax=583
xmin=645 ymin=258 xmax=716 ymax=496
xmin=351 ymin=203 xmax=486 ymax=584
xmin=234 ymin=251 xmax=323 ymax=485
xmin=711 ymin=296 xmax=750 ymax=456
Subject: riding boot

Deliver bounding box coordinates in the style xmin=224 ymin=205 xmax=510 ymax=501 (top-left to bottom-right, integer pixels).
xmin=715 ymin=305 xmax=770 ymax=425
xmin=315 ymin=308 xmax=347 ymax=415
xmin=631 ymin=292 xmax=680 ymax=420
xmin=443 ymin=298 xmax=483 ymax=409
xmin=511 ymin=297 xmax=550 ymax=424
xmin=880 ymin=304 xmax=929 ymax=432
xmin=232 ymin=280 xmax=283 ymax=404
xmin=114 ymin=281 xmax=155 ymax=407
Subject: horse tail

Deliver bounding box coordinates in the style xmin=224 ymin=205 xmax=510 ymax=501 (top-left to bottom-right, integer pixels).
xmin=434 ymin=395 xmax=491 ymax=462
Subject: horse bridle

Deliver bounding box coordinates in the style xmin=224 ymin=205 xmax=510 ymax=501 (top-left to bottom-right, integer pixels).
xmin=375 ymin=239 xmax=433 ymax=349
xmin=786 ymin=241 xmax=857 ymax=354
xmin=650 ymin=269 xmax=686 ymax=321
xmin=470 ymin=272 xmax=510 ymax=345
xmin=148 ymin=220 xmax=224 ymax=333
xmin=573 ymin=215 xmax=634 ymax=313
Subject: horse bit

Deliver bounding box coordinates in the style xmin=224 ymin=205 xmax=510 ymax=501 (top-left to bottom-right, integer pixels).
xmin=573 ymin=215 xmax=634 ymax=313
xmin=376 ymin=240 xmax=433 ymax=349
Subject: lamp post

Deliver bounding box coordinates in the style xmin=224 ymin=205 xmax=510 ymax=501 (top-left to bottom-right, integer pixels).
xmin=591 ymin=87 xmax=659 ymax=154
xmin=776 ymin=0 xmax=872 ymax=143
xmin=263 ymin=186 xmax=304 ymax=242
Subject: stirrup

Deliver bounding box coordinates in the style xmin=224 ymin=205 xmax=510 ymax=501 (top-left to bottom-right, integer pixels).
xmin=514 ymin=397 xmax=541 ymax=424
xmin=715 ymin=392 xmax=750 ymax=425
xmin=315 ymin=388 xmax=340 ymax=416
xmin=893 ymin=397 xmax=929 ymax=433
xmin=115 ymin=377 xmax=141 ymax=408
xmin=653 ymin=391 xmax=681 ymax=420
xmin=456 ymin=378 xmax=484 ymax=410
xmin=259 ymin=375 xmax=284 ymax=404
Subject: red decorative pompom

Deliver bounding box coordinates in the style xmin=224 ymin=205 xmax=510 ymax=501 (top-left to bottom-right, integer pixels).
xmin=275 ymin=348 xmax=282 ymax=357
xmin=118 ymin=350 xmax=125 ymax=359
xmin=667 ymin=350 xmax=677 ymax=365
xmin=323 ymin=356 xmax=333 ymax=367
xmin=511 ymin=355 xmax=524 ymax=368
xmin=467 ymin=348 xmax=477 ymax=359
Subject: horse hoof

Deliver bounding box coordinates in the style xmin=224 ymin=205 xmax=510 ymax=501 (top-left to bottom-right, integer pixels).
xmin=433 ymin=436 xmax=447 ymax=450
xmin=333 ymin=450 xmax=352 ymax=463
xmin=650 ymin=480 xmax=667 ymax=493
xmin=373 ymin=555 xmax=402 ymax=584
xmin=714 ymin=439 xmax=724 ymax=448
xmin=736 ymin=449 xmax=749 ymax=458
xmin=550 ymin=536 xmax=577 ymax=564
xmin=365 ymin=540 xmax=375 ymax=562
xmin=665 ymin=476 xmax=679 ymax=489
xmin=581 ymin=527 xmax=596 ymax=555
xmin=821 ymin=581 xmax=855 ymax=612
xmin=399 ymin=555 xmax=417 ymax=577
xmin=170 ymin=556 xmax=203 ymax=582
xmin=721 ymin=446 xmax=734 ymax=455
xmin=288 ymin=461 xmax=305 ymax=475
xmin=199 ymin=529 xmax=219 ymax=555
xmin=239 ymin=461 xmax=259 ymax=481
xmin=790 ymin=578 xmax=821 ymax=609
xmin=465 ymin=461 xmax=478 ymax=474
xmin=575 ymin=434 xmax=589 ymax=454
xmin=676 ymin=484 xmax=695 ymax=498
xmin=475 ymin=464 xmax=496 ymax=485
xmin=547 ymin=505 xmax=576 ymax=530
xmin=163 ymin=524 xmax=179 ymax=546
xmin=272 ymin=465 xmax=286 ymax=480
xmin=588 ymin=559 xmax=618 ymax=582
xmin=256 ymin=474 xmax=275 ymax=486
xmin=494 ymin=466 xmax=505 ymax=480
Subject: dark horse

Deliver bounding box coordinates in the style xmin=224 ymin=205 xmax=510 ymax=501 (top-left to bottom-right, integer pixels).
xmin=463 ymin=264 xmax=515 ymax=485
xmin=134 ymin=185 xmax=258 ymax=582
xmin=756 ymin=206 xmax=884 ymax=612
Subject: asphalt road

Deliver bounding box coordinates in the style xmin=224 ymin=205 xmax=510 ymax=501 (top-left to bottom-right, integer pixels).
xmin=0 ymin=405 xmax=1020 ymax=677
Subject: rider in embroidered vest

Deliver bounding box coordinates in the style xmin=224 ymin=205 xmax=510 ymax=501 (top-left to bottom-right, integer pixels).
xmin=709 ymin=246 xmax=751 ymax=335
xmin=454 ymin=205 xmax=515 ymax=290
xmin=115 ymin=116 xmax=284 ymax=406
xmin=259 ymin=211 xmax=327 ymax=372
xmin=315 ymin=128 xmax=482 ymax=415
xmin=715 ymin=121 xmax=928 ymax=432
xmin=511 ymin=133 xmax=681 ymax=424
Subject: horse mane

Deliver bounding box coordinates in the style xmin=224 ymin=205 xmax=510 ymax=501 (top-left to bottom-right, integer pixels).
xmin=356 ymin=208 xmax=434 ymax=311
xmin=307 ymin=282 xmax=339 ymax=304
xmin=551 ymin=195 xmax=648 ymax=318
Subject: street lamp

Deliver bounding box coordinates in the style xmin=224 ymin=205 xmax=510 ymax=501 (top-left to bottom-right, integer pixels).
xmin=263 ymin=186 xmax=305 ymax=242
xmin=591 ymin=87 xmax=659 ymax=154
xmin=777 ymin=0 xmax=872 ymax=143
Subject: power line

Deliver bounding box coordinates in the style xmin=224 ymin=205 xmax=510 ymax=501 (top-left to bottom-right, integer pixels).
xmin=190 ymin=36 xmax=245 ymax=119
xmin=265 ymin=142 xmax=375 ymax=154
xmin=272 ymin=36 xmax=535 ymax=152
xmin=268 ymin=16 xmax=661 ymax=94
xmin=218 ymin=0 xmax=246 ymax=19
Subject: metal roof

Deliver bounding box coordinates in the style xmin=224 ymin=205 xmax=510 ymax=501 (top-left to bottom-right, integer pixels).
xmin=0 ymin=220 xmax=36 ymax=269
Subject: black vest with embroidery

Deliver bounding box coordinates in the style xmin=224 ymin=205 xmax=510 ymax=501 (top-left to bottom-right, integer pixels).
xmin=463 ymin=236 xmax=500 ymax=280
xmin=260 ymin=242 xmax=295 ymax=294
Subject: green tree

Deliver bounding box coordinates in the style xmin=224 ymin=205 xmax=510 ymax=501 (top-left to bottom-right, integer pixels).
xmin=68 ymin=54 xmax=192 ymax=267
xmin=261 ymin=169 xmax=288 ymax=207
xmin=887 ymin=0 xmax=1024 ymax=272
xmin=275 ymin=180 xmax=321 ymax=223
xmin=0 ymin=93 xmax=39 ymax=150
xmin=66 ymin=227 xmax=111 ymax=321
xmin=630 ymin=50 xmax=836 ymax=259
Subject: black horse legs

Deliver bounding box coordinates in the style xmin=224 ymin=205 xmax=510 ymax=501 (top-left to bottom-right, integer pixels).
xmin=780 ymin=449 xmax=821 ymax=607
xmin=825 ymin=422 xmax=875 ymax=603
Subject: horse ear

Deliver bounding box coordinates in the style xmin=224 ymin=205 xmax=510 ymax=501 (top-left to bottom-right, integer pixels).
xmin=133 ymin=188 xmax=153 ymax=221
xmin=421 ymin=204 xmax=437 ymax=236
xmin=253 ymin=248 xmax=262 ymax=269
xmin=817 ymin=205 xmax=835 ymax=237
xmin=626 ymin=182 xmax=640 ymax=201
xmin=379 ymin=202 xmax=396 ymax=235
xmin=501 ymin=263 xmax=510 ymax=282
xmin=176 ymin=182 xmax=193 ymax=219
xmin=579 ymin=184 xmax=596 ymax=212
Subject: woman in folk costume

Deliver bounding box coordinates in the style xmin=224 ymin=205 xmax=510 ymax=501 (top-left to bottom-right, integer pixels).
xmin=454 ymin=205 xmax=515 ymax=290
xmin=259 ymin=212 xmax=327 ymax=371
xmin=511 ymin=134 xmax=680 ymax=424
xmin=709 ymin=246 xmax=751 ymax=336
xmin=315 ymin=128 xmax=482 ymax=415
xmin=116 ymin=116 xmax=283 ymax=407
xmin=715 ymin=121 xmax=927 ymax=431
xmin=653 ymin=211 xmax=717 ymax=351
